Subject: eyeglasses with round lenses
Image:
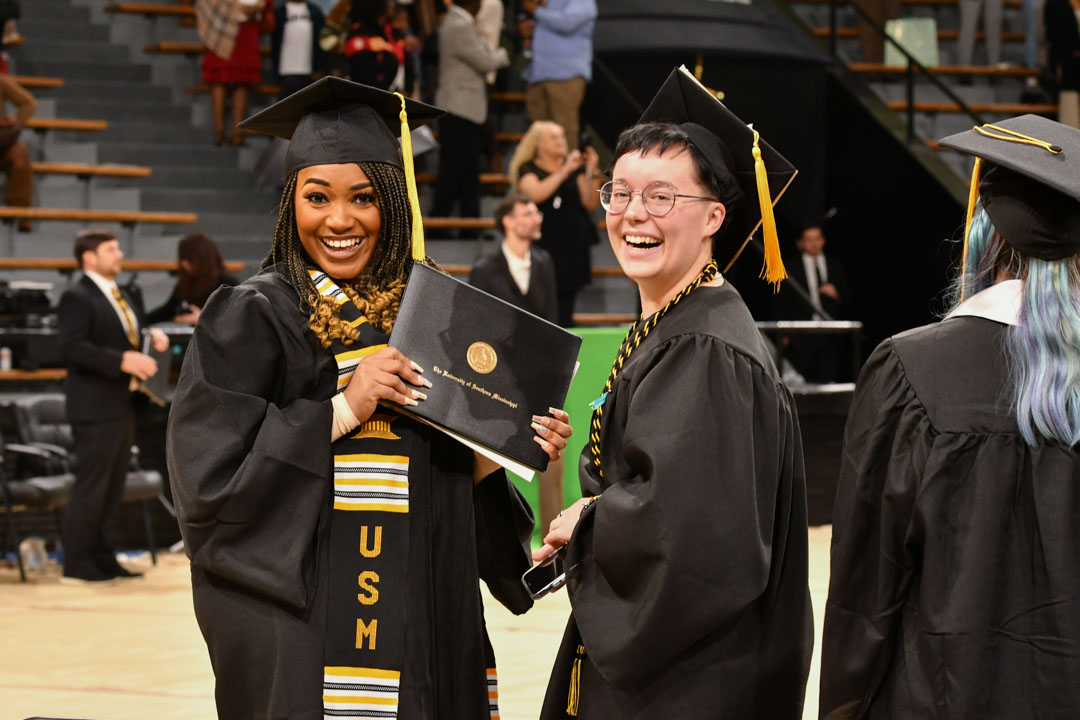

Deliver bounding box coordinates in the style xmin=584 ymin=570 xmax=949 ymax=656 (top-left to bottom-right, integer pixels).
xmin=598 ymin=181 xmax=718 ymax=217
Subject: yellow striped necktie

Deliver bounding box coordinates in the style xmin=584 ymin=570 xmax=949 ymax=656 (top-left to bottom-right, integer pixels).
xmin=111 ymin=286 xmax=139 ymax=349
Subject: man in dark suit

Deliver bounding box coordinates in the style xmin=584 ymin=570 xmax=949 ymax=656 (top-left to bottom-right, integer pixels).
xmin=470 ymin=192 xmax=558 ymax=323
xmin=57 ymin=229 xmax=168 ymax=584
xmin=776 ymin=224 xmax=851 ymax=383
xmin=470 ymin=192 xmax=562 ymax=528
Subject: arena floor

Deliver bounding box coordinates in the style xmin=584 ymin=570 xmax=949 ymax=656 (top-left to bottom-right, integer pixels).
xmin=0 ymin=526 xmax=831 ymax=720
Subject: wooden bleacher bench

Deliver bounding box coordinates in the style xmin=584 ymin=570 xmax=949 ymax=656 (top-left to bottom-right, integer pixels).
xmin=0 ymin=369 xmax=66 ymax=382
xmin=414 ymin=172 xmax=511 ymax=187
xmin=25 ymin=118 xmax=108 ymax=132
xmin=31 ymin=162 xmax=152 ymax=179
xmin=791 ymin=0 xmax=1022 ymax=7
xmin=187 ymin=82 xmax=278 ymax=97
xmin=104 ymin=3 xmax=195 ymax=18
xmin=886 ymin=100 xmax=1058 ymax=115
xmin=0 ymin=207 xmax=197 ymax=224
xmin=491 ymin=91 xmax=526 ymax=104
xmin=154 ymin=43 xmax=270 ymax=56
xmin=0 ymin=258 xmax=245 ymax=273
xmin=12 ymin=76 xmax=64 ymax=90
xmin=573 ymin=313 xmax=637 ymax=326
xmin=850 ymin=62 xmax=1038 ymax=78
xmin=423 ymin=216 xmax=494 ymax=231
xmin=813 ymin=27 xmax=1024 ymax=41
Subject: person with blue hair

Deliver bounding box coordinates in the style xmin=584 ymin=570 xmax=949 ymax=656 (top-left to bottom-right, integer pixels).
xmin=819 ymin=114 xmax=1080 ymax=718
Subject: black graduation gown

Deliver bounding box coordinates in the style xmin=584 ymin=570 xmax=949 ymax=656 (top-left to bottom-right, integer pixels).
xmin=540 ymin=283 xmax=814 ymax=719
xmin=820 ymin=316 xmax=1080 ymax=719
xmin=166 ymin=268 xmax=535 ymax=720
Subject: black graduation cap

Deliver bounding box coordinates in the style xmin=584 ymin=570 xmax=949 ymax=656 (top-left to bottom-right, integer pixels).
xmin=938 ymin=114 xmax=1080 ymax=261
xmin=237 ymin=76 xmax=444 ymax=176
xmin=237 ymin=77 xmax=445 ymax=261
xmin=637 ymin=66 xmax=798 ymax=287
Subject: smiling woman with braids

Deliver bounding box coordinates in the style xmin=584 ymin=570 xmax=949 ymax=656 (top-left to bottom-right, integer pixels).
xmin=166 ymin=78 xmax=570 ymax=720
xmin=534 ymin=68 xmax=813 ymax=720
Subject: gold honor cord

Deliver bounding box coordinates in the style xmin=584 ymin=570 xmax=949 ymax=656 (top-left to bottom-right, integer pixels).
xmin=394 ymin=93 xmax=426 ymax=262
xmin=960 ymin=123 xmax=1061 ymax=300
xmin=587 ymin=261 xmax=719 ymax=478
xmin=972 ymin=123 xmax=1065 ymax=154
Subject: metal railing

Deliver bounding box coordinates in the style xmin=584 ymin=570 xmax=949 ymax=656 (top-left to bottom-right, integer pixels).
xmin=827 ymin=0 xmax=985 ymax=141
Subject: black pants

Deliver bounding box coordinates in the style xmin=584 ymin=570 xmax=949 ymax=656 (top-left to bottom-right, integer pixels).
xmin=431 ymin=113 xmax=482 ymax=221
xmin=61 ymin=411 xmax=133 ymax=578
xmin=556 ymin=290 xmax=578 ymax=328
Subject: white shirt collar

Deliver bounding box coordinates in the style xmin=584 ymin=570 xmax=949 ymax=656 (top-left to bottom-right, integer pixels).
xmin=945 ymin=278 xmax=1022 ymax=326
xmin=501 ymin=241 xmax=531 ymax=296
xmin=83 ymin=269 xmax=118 ymax=295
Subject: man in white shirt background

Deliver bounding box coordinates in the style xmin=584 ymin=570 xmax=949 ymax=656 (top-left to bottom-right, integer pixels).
xmin=469 ymin=192 xmax=561 ymax=528
xmin=776 ymin=223 xmax=851 ymax=383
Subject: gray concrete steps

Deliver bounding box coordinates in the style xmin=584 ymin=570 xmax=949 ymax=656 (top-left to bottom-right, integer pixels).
xmin=55 ymin=99 xmax=190 ymax=125
xmin=139 ymin=187 xmax=279 ymax=215
xmin=19 ymin=19 xmax=111 ymax=41
xmin=10 ymin=40 xmax=132 ymax=64
xmin=138 ymin=166 xmax=255 ymax=189
xmin=193 ymin=211 xmax=277 ymax=236
xmin=57 ymin=80 xmax=173 ymax=105
xmin=14 ymin=60 xmax=153 ymax=83
xmin=90 ymin=122 xmax=210 ymax=146
xmin=97 ymin=142 xmax=239 ymax=167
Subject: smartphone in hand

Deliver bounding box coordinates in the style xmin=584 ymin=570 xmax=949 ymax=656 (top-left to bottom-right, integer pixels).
xmin=522 ymin=547 xmax=567 ymax=599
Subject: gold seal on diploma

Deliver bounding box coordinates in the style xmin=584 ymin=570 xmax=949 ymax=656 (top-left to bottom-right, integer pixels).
xmin=467 ymin=342 xmax=497 ymax=374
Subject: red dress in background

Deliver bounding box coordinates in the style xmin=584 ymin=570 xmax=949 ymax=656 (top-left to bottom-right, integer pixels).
xmin=201 ymin=0 xmax=274 ymax=85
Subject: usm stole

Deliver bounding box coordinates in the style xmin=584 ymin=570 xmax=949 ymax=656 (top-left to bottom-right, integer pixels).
xmin=314 ymin=270 xmax=412 ymax=718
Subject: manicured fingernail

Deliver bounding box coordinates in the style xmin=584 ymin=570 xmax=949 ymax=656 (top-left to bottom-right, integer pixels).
xmin=423 ymin=378 xmax=433 ymax=388
xmin=412 ymin=390 xmax=427 ymax=400
xmin=406 ymin=398 xmax=419 ymax=406
xmin=548 ymin=407 xmax=563 ymax=416
xmin=533 ymin=435 xmax=546 ymax=447
xmin=410 ymin=361 xmax=424 ymax=373
xmin=531 ymin=421 xmax=547 ymax=434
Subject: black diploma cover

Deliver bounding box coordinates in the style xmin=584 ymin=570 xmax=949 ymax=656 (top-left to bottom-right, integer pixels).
xmin=389 ymin=263 xmax=582 ymax=473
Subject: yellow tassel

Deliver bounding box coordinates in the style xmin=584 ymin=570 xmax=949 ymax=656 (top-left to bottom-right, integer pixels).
xmin=752 ymin=130 xmax=786 ymax=292
xmin=395 ymin=92 xmax=426 ymax=262
xmin=960 ymin=156 xmax=982 ymax=302
xmin=566 ymin=644 xmax=585 ymax=716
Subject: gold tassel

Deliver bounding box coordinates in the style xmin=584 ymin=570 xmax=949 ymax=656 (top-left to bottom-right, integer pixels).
xmin=566 ymin=644 xmax=585 ymax=716
xmin=395 ymin=92 xmax=426 ymax=262
xmin=960 ymin=156 xmax=982 ymax=302
xmin=752 ymin=130 xmax=786 ymax=292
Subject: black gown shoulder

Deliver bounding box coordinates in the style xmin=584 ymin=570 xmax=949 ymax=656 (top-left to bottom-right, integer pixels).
xmin=821 ymin=315 xmax=1080 ymax=719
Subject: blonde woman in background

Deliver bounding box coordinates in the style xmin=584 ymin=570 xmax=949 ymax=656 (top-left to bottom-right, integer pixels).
xmin=510 ymin=120 xmax=604 ymax=327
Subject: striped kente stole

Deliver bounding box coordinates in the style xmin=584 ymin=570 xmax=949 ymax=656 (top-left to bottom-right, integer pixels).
xmin=314 ymin=270 xmax=413 ymax=719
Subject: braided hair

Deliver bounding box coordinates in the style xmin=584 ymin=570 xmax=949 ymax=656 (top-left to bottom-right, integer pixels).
xmin=263 ymin=161 xmax=415 ymax=347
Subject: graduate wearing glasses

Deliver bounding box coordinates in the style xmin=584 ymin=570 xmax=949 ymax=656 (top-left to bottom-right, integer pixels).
xmin=535 ymin=67 xmax=813 ymax=719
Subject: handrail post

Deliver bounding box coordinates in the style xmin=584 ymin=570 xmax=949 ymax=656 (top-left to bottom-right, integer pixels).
xmin=828 ymin=0 xmax=837 ymax=56
xmin=906 ymin=60 xmax=915 ymax=143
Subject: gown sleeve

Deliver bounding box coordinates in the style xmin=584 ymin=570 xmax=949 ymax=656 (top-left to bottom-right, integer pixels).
xmin=167 ymin=284 xmax=333 ymax=610
xmin=566 ymin=334 xmax=802 ymax=687
xmin=818 ymin=339 xmax=930 ymax=719
xmin=473 ymin=463 xmax=536 ymax=615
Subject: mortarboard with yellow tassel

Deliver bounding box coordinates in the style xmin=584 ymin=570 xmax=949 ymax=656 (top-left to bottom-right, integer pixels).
xmin=236 ymin=76 xmax=444 ymax=263
xmin=635 ymin=66 xmax=799 ymax=291
xmin=938 ymin=114 xmax=1080 ymax=300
